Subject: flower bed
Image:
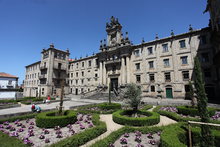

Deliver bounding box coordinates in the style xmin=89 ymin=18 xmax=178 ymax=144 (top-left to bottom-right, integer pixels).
xmin=91 ymin=124 xmax=187 ymax=147
xmin=154 ymin=106 xmax=220 ymax=124
xmin=112 ymin=110 xmax=160 ymax=126
xmin=36 ymin=110 xmax=77 ymax=128
xmin=77 ymin=103 xmax=121 ymax=114
xmin=0 ymin=112 xmax=106 ymax=147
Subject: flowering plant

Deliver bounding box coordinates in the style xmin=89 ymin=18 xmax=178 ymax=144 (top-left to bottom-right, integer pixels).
xmin=5 ymin=125 xmax=12 ymax=129
xmin=9 ymin=127 xmax=16 ymax=131
xmin=28 ymin=126 xmax=34 ymax=129
xmin=0 ymin=124 xmax=4 ymax=128
xmin=44 ymin=129 xmax=50 ymax=134
xmin=135 ymin=136 xmax=142 ymax=143
xmin=135 ymin=131 xmax=142 ymax=136
xmin=80 ymin=124 xmax=85 ymax=129
xmin=10 ymin=132 xmax=19 ymax=137
xmin=136 ymin=144 xmax=144 ymax=147
xmin=17 ymin=128 xmax=24 ymax=132
xmin=123 ymin=133 xmax=129 ymax=138
xmin=108 ymin=143 xmax=115 ymax=147
xmin=23 ymin=137 xmax=34 ymax=146
xmin=211 ymin=112 xmax=220 ymax=120
xmin=159 ymin=107 xmax=178 ymax=113
xmin=3 ymin=121 xmax=9 ymax=125
xmin=54 ymin=126 xmax=60 ymax=130
xmin=56 ymin=133 xmax=63 ymax=138
xmin=88 ymin=122 xmax=94 ymax=128
xmin=29 ymin=122 xmax=35 ymax=125
xmin=148 ymin=139 xmax=156 ymax=145
xmin=21 ymin=124 xmax=26 ymax=128
xmin=17 ymin=123 xmax=22 ymax=127
xmin=45 ymin=138 xmax=50 ymax=143
xmin=120 ymin=138 xmax=128 ymax=144
xmin=39 ymin=134 xmax=45 ymax=139
xmin=147 ymin=133 xmax=153 ymax=139
xmin=56 ymin=130 xmax=62 ymax=134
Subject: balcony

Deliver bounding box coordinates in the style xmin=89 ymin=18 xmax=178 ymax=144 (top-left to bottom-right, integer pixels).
xmin=53 ymin=65 xmax=66 ymax=70
xmin=105 ymin=59 xmax=121 ymax=65
xmin=39 ymin=74 xmax=46 ymax=79
xmin=40 ymin=65 xmax=47 ymax=70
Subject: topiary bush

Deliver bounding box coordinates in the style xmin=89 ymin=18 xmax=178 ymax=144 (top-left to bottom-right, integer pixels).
xmin=50 ymin=113 xmax=107 ymax=147
xmin=177 ymin=106 xmax=216 ymax=117
xmin=36 ymin=110 xmax=77 ymax=128
xmin=112 ymin=110 xmax=160 ymax=126
xmin=98 ymin=102 xmax=121 ymax=110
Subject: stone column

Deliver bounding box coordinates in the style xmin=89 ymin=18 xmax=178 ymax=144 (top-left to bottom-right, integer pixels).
xmin=126 ymin=56 xmax=130 ymax=83
xmin=99 ymin=61 xmax=103 ymax=84
xmin=103 ymin=61 xmax=106 ymax=85
xmin=121 ymin=57 xmax=125 ymax=84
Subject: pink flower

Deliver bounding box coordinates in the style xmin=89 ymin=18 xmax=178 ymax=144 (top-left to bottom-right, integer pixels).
xmin=39 ymin=134 xmax=45 ymax=139
xmin=120 ymin=138 xmax=128 ymax=144
xmin=45 ymin=138 xmax=50 ymax=143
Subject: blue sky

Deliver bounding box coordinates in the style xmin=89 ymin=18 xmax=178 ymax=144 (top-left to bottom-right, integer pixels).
xmin=0 ymin=0 xmax=209 ymax=84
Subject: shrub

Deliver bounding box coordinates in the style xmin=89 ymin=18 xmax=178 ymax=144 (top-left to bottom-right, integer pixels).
xmin=36 ymin=110 xmax=77 ymax=128
xmin=98 ymin=102 xmax=121 ymax=110
xmin=112 ymin=110 xmax=160 ymax=126
xmin=177 ymin=106 xmax=216 ymax=117
xmin=50 ymin=113 xmax=107 ymax=147
xmin=0 ymin=113 xmax=37 ymax=124
xmin=141 ymin=105 xmax=153 ymax=110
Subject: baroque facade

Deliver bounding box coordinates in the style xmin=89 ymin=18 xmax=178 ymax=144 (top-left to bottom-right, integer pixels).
xmin=24 ymin=16 xmax=220 ymax=102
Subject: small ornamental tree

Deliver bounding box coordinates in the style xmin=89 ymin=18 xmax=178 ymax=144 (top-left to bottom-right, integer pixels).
xmin=194 ymin=57 xmax=214 ymax=146
xmin=124 ymin=83 xmax=142 ymax=113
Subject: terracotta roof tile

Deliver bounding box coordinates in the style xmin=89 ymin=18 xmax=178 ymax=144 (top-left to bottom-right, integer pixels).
xmin=0 ymin=72 xmax=18 ymax=78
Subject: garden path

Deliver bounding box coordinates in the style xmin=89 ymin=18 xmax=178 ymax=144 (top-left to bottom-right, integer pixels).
xmin=81 ymin=106 xmax=177 ymax=147
xmin=80 ymin=114 xmax=123 ymax=147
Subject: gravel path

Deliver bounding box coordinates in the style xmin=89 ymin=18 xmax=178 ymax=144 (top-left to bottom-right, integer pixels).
xmin=81 ymin=106 xmax=177 ymax=146
xmin=80 ymin=114 xmax=123 ymax=147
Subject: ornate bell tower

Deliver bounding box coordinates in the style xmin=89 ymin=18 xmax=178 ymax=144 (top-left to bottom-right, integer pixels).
xmin=106 ymin=16 xmax=123 ymax=47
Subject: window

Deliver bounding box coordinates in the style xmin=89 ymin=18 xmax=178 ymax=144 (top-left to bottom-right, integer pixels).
xmin=95 ymin=73 xmax=98 ymax=77
xmin=179 ymin=40 xmax=186 ymax=48
xmin=82 ymin=62 xmax=84 ymax=67
xmin=182 ymin=71 xmax=189 ymax=80
xmin=88 ymin=60 xmax=92 ymax=67
xmin=149 ymin=61 xmax=154 ymax=69
xmin=8 ymin=80 xmax=12 ymax=85
xmin=135 ymin=63 xmax=140 ymax=70
xmin=163 ymin=59 xmax=170 ymax=67
xmin=201 ymin=53 xmax=209 ymax=63
xmin=76 ymin=63 xmax=79 ymax=68
xmin=76 ymin=72 xmax=78 ymax=77
xmin=71 ymin=73 xmax=73 ymax=78
xmin=81 ymin=79 xmax=84 ymax=84
xmin=76 ymin=80 xmax=78 ymax=85
xmin=165 ymin=72 xmax=171 ymax=82
xmin=162 ymin=43 xmax=168 ymax=52
xmin=200 ymin=35 xmax=207 ymax=45
xmin=149 ymin=74 xmax=155 ymax=82
xmin=82 ymin=71 xmax=84 ymax=77
xmin=136 ymin=75 xmax=141 ymax=83
xmin=181 ymin=56 xmax=188 ymax=65
xmin=204 ymin=68 xmax=211 ymax=78
xmin=151 ymin=86 xmax=155 ymax=92
xmin=148 ymin=47 xmax=153 ymax=55
xmin=81 ymin=88 xmax=84 ymax=93
xmin=134 ymin=49 xmax=140 ymax=57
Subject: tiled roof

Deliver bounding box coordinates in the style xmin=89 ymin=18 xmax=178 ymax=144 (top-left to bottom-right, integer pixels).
xmin=0 ymin=72 xmax=18 ymax=78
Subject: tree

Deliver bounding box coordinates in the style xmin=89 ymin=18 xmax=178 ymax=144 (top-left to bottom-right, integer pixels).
xmin=194 ymin=57 xmax=214 ymax=146
xmin=124 ymin=83 xmax=142 ymax=112
xmin=188 ymin=81 xmax=196 ymax=107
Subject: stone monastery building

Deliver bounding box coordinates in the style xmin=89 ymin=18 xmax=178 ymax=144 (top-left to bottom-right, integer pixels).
xmin=24 ymin=13 xmax=220 ymax=102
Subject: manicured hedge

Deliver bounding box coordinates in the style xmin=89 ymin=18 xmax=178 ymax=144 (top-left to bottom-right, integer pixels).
xmin=50 ymin=113 xmax=107 ymax=147
xmin=153 ymin=106 xmax=220 ymax=124
xmin=112 ymin=109 xmax=160 ymax=126
xmin=91 ymin=125 xmax=163 ymax=147
xmin=160 ymin=123 xmax=187 ymax=147
xmin=141 ymin=105 xmax=153 ymax=110
xmin=77 ymin=103 xmax=121 ymax=114
xmin=98 ymin=102 xmax=121 ymax=110
xmin=36 ymin=110 xmax=77 ymax=128
xmin=177 ymin=106 xmax=216 ymax=117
